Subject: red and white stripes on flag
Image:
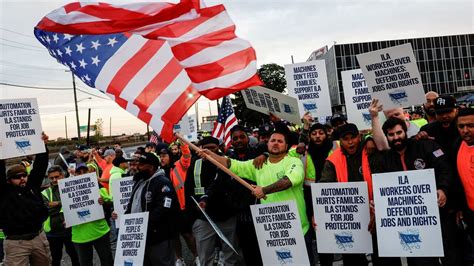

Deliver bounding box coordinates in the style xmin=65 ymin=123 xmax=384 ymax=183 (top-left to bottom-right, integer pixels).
xmin=211 ymin=96 xmax=237 ymax=149
xmin=35 ymin=0 xmax=261 ymax=141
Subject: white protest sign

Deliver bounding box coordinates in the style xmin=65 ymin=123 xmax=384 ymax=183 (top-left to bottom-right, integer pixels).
xmin=356 ymin=43 xmax=425 ymax=109
xmin=284 ymin=60 xmax=332 ymax=120
xmin=372 ymin=169 xmax=443 ymax=257
xmin=311 ymin=182 xmax=373 ymax=254
xmin=191 ymin=197 xmax=238 ymax=254
xmin=250 ymin=201 xmax=309 ymax=265
xmin=111 ymin=176 xmax=134 ymax=228
xmin=114 ymin=212 xmax=149 ymax=266
xmin=58 ymin=173 xmax=105 ymax=227
xmin=242 ymin=86 xmax=301 ymax=125
xmin=341 ymin=69 xmax=373 ymax=130
xmin=174 ymin=114 xmax=198 ymax=142
xmin=0 ymin=98 xmax=45 ymax=159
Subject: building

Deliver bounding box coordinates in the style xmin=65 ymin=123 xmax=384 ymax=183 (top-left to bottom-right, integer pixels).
xmin=311 ymin=34 xmax=474 ymax=109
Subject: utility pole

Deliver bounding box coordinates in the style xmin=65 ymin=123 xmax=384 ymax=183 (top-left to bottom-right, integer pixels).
xmin=65 ymin=116 xmax=68 ymax=140
xmin=71 ymin=72 xmax=81 ymax=141
xmin=195 ymin=102 xmax=199 ymax=131
xmin=86 ymin=108 xmax=91 ymax=146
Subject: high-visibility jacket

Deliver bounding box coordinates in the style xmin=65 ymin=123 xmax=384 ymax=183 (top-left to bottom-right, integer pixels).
xmin=457 ymin=141 xmax=474 ymax=210
xmin=41 ymin=187 xmax=63 ymax=233
xmin=327 ymin=146 xmax=373 ymax=200
xmin=170 ymin=144 xmax=191 ymax=210
xmin=288 ymin=141 xmax=338 ymax=186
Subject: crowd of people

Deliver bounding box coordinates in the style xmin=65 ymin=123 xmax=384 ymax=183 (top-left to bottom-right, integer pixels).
xmin=0 ymin=91 xmax=473 ymax=266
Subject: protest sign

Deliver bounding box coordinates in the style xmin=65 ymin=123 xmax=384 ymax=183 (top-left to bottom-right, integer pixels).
xmin=114 ymin=212 xmax=148 ymax=266
xmin=242 ymin=86 xmax=301 ymax=125
xmin=191 ymin=197 xmax=238 ymax=254
xmin=174 ymin=113 xmax=198 ymax=142
xmin=58 ymin=173 xmax=104 ymax=227
xmin=341 ymin=69 xmax=373 ymax=130
xmin=111 ymin=176 xmax=134 ymax=227
xmin=250 ymin=201 xmax=309 ymax=265
xmin=284 ymin=60 xmax=332 ymax=120
xmin=372 ymin=169 xmax=443 ymax=257
xmin=0 ymin=98 xmax=45 ymax=159
xmin=311 ymin=182 xmax=373 ymax=253
xmin=356 ymin=43 xmax=425 ymax=109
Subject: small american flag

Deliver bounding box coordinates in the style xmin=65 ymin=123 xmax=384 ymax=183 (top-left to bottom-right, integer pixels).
xmin=211 ymin=96 xmax=237 ymax=149
xmin=34 ymin=1 xmax=261 ymax=141
xmin=149 ymin=131 xmax=159 ymax=144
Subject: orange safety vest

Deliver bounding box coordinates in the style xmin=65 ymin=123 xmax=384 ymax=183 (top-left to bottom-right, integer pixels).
xmin=327 ymin=146 xmax=373 ymax=200
xmin=170 ymin=144 xmax=191 ymax=210
xmin=457 ymin=141 xmax=474 ymax=211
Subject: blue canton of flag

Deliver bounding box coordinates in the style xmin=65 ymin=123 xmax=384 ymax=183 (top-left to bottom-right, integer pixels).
xmin=33 ymin=29 xmax=126 ymax=88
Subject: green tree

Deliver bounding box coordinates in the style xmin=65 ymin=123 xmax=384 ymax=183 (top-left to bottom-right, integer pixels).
xmin=232 ymin=63 xmax=286 ymax=128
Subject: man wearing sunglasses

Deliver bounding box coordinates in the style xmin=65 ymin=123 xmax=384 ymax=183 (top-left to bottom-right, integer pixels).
xmin=0 ymin=133 xmax=52 ymax=265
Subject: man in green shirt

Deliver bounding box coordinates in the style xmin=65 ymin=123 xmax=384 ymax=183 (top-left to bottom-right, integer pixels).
xmin=199 ymin=129 xmax=313 ymax=264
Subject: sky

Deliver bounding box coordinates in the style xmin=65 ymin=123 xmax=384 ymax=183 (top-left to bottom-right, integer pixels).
xmin=0 ymin=0 xmax=473 ymax=139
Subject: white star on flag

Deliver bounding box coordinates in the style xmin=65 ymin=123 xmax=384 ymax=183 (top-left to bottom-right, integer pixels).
xmin=76 ymin=43 xmax=85 ymax=53
xmin=91 ymin=40 xmax=101 ymax=50
xmin=107 ymin=37 xmax=117 ymax=47
xmin=91 ymin=56 xmax=100 ymax=66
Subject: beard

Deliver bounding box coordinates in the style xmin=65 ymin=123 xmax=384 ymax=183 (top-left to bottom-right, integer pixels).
xmin=134 ymin=170 xmax=152 ymax=181
xmin=424 ymin=106 xmax=436 ymax=117
xmin=389 ymin=138 xmax=408 ymax=152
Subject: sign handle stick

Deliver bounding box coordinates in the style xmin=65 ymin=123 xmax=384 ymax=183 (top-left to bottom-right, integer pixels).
xmin=175 ymin=133 xmax=255 ymax=193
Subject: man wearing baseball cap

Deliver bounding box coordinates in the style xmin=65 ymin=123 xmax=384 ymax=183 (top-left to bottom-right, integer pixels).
xmin=124 ymin=152 xmax=179 ymax=266
xmin=419 ymin=95 xmax=459 ymax=158
xmin=320 ymin=124 xmax=379 ymax=265
xmin=0 ymin=133 xmax=52 ymax=265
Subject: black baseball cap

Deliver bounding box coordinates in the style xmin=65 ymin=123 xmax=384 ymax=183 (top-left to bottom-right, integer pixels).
xmin=145 ymin=142 xmax=156 ymax=148
xmin=330 ymin=114 xmax=346 ymax=127
xmin=138 ymin=152 xmax=160 ymax=167
xmin=112 ymin=156 xmax=130 ymax=167
xmin=337 ymin=123 xmax=359 ymax=138
xmin=159 ymin=148 xmax=171 ymax=155
xmin=434 ymin=95 xmax=456 ymax=114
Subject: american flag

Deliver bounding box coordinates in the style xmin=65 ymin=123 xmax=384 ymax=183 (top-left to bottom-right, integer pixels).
xmin=149 ymin=131 xmax=159 ymax=144
xmin=34 ymin=1 xmax=261 ymax=141
xmin=211 ymin=96 xmax=237 ymax=149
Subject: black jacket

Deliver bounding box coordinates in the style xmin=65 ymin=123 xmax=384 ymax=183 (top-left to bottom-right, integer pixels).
xmin=320 ymin=139 xmax=380 ymax=183
xmin=450 ymin=138 xmax=470 ymax=211
xmin=420 ymin=121 xmax=460 ymax=159
xmin=185 ymin=157 xmax=237 ymax=222
xmin=0 ymin=148 xmax=49 ymax=236
xmin=125 ymin=169 xmax=179 ymax=244
xmin=373 ymin=139 xmax=452 ymax=200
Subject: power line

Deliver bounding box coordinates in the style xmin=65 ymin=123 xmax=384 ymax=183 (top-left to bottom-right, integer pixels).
xmin=0 ymin=27 xmax=36 ymax=39
xmin=0 ymin=72 xmax=69 ymax=83
xmin=0 ymin=60 xmax=68 ymax=71
xmin=0 ymin=37 xmax=43 ymax=48
xmin=77 ymin=87 xmax=110 ymax=100
xmin=0 ymin=81 xmax=110 ymax=100
xmin=0 ymin=42 xmax=45 ymax=52
xmin=0 ymin=82 xmax=70 ymax=90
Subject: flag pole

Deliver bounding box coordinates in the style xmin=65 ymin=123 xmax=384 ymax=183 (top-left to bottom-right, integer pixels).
xmin=175 ymin=133 xmax=255 ymax=193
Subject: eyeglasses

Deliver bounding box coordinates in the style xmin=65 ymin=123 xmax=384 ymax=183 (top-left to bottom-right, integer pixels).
xmin=10 ymin=172 xmax=28 ymax=180
xmin=49 ymin=175 xmax=62 ymax=180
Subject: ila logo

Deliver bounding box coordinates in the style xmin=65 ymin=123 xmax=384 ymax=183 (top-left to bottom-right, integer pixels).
xmin=399 ymin=229 xmax=422 ymax=252
xmin=388 ymin=90 xmax=408 ymax=105
xmin=335 ymin=232 xmax=354 ymax=250
xmin=275 ymin=248 xmax=293 ymax=264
